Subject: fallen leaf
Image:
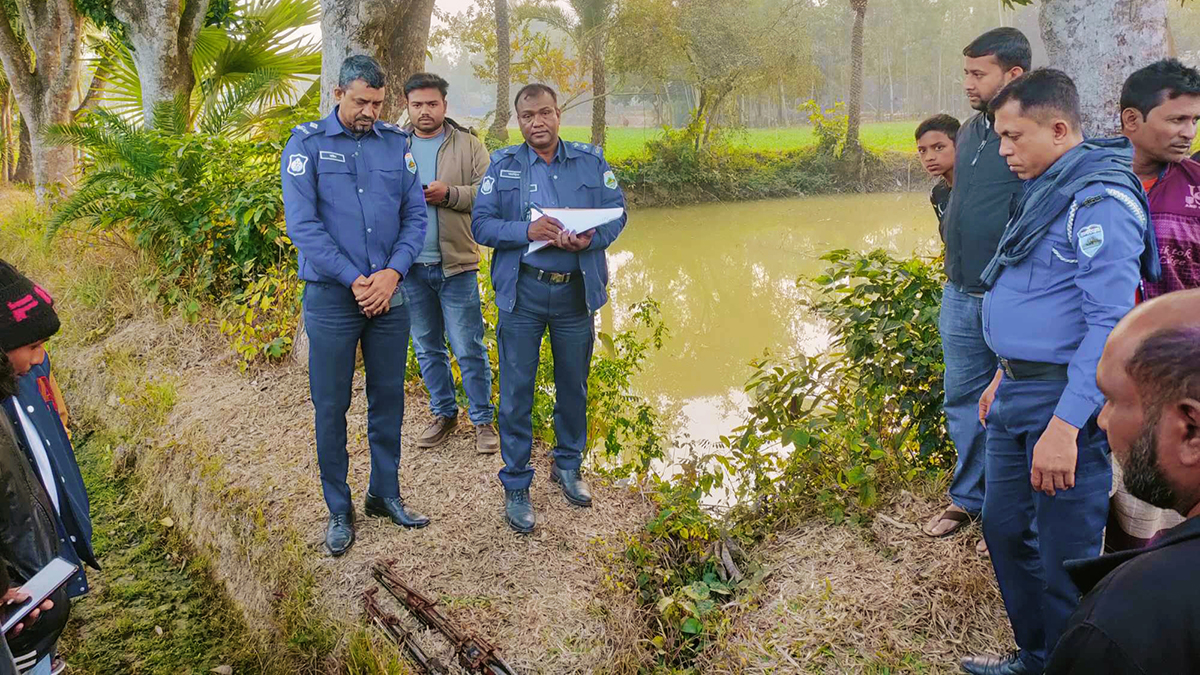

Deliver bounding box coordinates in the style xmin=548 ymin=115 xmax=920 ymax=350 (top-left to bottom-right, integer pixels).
xmin=154 ymin=625 xmax=163 ymax=636
xmin=211 ymin=667 xmax=233 ymax=675
xmin=160 ymin=517 xmax=174 ymax=528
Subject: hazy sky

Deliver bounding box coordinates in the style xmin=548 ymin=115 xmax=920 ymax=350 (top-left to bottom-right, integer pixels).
xmin=296 ymin=0 xmax=529 ymax=47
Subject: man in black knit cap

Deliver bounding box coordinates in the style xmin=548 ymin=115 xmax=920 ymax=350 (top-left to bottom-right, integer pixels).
xmin=0 ymin=260 xmax=96 ymax=674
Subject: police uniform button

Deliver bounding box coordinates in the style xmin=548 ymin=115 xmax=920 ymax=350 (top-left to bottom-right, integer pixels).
xmin=372 ymin=264 xmax=378 ymax=269
xmin=70 ymin=536 xmax=76 ymax=543
xmin=358 ymin=188 xmax=364 ymax=193
xmin=26 ymin=405 xmax=33 ymax=413
xmin=367 ymin=228 xmax=372 ymax=233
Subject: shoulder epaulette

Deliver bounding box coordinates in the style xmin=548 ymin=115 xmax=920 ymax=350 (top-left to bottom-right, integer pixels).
xmin=291 ymin=120 xmax=322 ymax=137
xmin=490 ymin=145 xmax=520 ymax=162
xmin=567 ymin=141 xmax=605 ymax=159
xmin=377 ymin=121 xmax=407 ymax=135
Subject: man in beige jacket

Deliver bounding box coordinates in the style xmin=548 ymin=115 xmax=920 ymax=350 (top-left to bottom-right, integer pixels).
xmin=401 ymin=72 xmax=499 ymax=454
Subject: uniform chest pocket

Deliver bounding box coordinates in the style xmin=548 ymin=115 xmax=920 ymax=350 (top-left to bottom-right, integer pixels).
xmin=316 ymin=160 xmax=354 ymax=198
xmin=496 ymin=177 xmax=522 ymax=215
xmin=1029 ymin=241 xmax=1075 ymax=292
xmin=566 ymin=171 xmax=600 ymax=207
xmin=372 ymin=168 xmax=406 ymax=199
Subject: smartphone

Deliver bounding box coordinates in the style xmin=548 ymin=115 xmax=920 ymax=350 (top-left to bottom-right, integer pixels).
xmin=2 ymin=557 xmax=78 ymax=634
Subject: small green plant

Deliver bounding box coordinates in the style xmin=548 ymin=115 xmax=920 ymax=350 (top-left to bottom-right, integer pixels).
xmin=801 ymin=99 xmax=849 ymax=157
xmin=220 ymin=262 xmax=304 ymax=370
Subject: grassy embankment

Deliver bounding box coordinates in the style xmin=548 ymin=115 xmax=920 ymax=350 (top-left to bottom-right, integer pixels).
xmin=1 ymin=192 xmax=342 ymax=674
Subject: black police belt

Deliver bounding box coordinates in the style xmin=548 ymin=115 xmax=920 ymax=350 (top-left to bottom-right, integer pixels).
xmin=999 ymin=358 xmax=1069 ymax=382
xmin=521 ymin=264 xmax=575 ymax=284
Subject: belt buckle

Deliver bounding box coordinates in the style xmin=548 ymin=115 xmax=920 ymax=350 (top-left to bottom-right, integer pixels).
xmin=1000 ymin=358 xmax=1015 ymax=380
xmin=551 ymin=272 xmax=568 ymax=284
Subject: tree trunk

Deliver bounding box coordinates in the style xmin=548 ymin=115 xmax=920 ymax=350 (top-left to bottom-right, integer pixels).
xmin=845 ymin=0 xmax=867 ymax=155
xmin=778 ymin=79 xmax=787 ymax=127
xmin=489 ymin=0 xmax=511 ymax=141
xmin=13 ymin=116 xmax=31 ymax=184
xmin=319 ymin=0 xmax=437 ymax=120
xmin=112 ymin=0 xmax=211 ymax=127
xmin=0 ymin=0 xmax=84 ymax=197
xmin=1039 ymin=0 xmax=1168 ymax=138
xmin=1 ymin=90 xmax=10 ymax=182
xmin=589 ymin=37 xmax=606 ymax=147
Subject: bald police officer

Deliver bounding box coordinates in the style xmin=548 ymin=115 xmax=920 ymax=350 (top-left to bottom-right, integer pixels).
xmin=472 ymin=83 xmax=627 ymax=533
xmin=282 ymin=55 xmax=431 ymax=557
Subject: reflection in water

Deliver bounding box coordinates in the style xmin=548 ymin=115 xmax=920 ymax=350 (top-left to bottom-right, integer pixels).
xmin=599 ymin=192 xmax=940 ymax=448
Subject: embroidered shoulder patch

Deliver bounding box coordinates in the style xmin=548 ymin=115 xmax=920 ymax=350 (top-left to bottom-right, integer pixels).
xmin=405 ymin=152 xmax=417 ymax=174
xmin=603 ymin=170 xmax=618 ymax=190
xmin=286 ymin=153 xmax=309 ymax=177
xmin=1078 ymin=224 xmax=1105 ymax=258
xmin=481 ymin=175 xmax=495 ymax=195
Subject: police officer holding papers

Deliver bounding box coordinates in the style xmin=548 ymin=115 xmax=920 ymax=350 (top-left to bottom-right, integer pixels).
xmin=282 ymin=55 xmax=431 ymax=558
xmin=472 ymin=84 xmax=627 ymax=534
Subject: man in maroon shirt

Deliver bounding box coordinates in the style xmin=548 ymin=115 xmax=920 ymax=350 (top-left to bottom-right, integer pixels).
xmin=1110 ymin=59 xmax=1200 ymax=552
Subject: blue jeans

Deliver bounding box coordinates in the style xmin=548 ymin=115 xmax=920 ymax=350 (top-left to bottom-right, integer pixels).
xmin=938 ymin=284 xmax=995 ymax=514
xmin=303 ymin=282 xmax=410 ymax=514
xmin=497 ymin=271 xmax=594 ymax=490
xmin=982 ymin=379 xmax=1111 ymax=670
xmin=402 ymin=264 xmax=495 ymax=425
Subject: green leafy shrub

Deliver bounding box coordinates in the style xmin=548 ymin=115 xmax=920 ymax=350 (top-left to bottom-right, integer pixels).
xmin=46 ymin=107 xmax=292 ymax=306
xmin=219 ymin=262 xmax=304 ymax=371
xmin=801 ymin=99 xmax=849 ymax=157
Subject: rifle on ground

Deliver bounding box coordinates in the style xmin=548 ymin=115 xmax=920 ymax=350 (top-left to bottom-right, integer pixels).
xmin=372 ymin=561 xmax=519 ymax=675
xmin=363 ymin=587 xmax=447 ymax=674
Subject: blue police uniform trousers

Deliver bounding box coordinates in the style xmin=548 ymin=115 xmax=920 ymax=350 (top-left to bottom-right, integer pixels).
xmin=497 ymin=270 xmax=593 ymax=490
xmin=303 ymin=281 xmax=410 ymax=514
xmin=939 ymin=284 xmax=995 ymax=515
xmin=982 ymin=378 xmax=1111 ymax=671
xmin=404 ymin=264 xmax=495 ymax=425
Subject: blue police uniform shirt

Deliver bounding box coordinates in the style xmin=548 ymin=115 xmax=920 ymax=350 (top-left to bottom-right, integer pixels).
xmin=983 ymin=181 xmax=1147 ymax=428
xmin=281 ymin=107 xmax=427 ymax=287
xmin=472 ymin=138 xmax=627 ymax=313
xmin=410 ymin=130 xmax=444 ymax=264
xmin=522 ymin=143 xmax=580 ymax=273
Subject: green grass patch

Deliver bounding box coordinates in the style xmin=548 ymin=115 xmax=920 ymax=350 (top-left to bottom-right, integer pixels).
xmin=557 ymin=122 xmax=923 ymax=161
xmin=58 ymin=435 xmax=265 ymax=674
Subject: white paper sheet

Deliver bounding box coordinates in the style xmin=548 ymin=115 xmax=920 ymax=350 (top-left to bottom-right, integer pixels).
xmin=526 ymin=207 xmax=625 ymax=254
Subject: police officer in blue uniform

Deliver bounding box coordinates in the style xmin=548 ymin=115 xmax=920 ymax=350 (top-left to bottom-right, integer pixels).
xmin=961 ymin=70 xmax=1159 ymax=675
xmin=281 ymin=55 xmax=430 ymax=557
xmin=471 ymin=83 xmax=627 ymax=533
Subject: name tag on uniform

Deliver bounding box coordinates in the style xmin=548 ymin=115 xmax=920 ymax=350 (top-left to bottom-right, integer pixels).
xmin=500 ymin=169 xmax=521 ymax=179
xmin=319 ymin=151 xmax=346 ymax=163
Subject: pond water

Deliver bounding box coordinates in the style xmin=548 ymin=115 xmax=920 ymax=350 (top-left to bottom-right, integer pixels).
xmin=598 ymin=192 xmax=942 ymax=452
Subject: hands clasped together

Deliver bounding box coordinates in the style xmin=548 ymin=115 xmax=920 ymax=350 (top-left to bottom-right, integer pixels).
xmin=353 ymin=268 xmax=401 ymax=318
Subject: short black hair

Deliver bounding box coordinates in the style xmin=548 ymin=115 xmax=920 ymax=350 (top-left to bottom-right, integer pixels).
xmin=915 ymin=114 xmax=961 ymax=143
xmin=514 ymin=83 xmax=558 ymax=111
xmin=963 ymin=27 xmax=1032 ymax=73
xmin=403 ymin=72 xmax=449 ymax=99
xmin=0 ymin=351 xmax=14 ymax=398
xmin=990 ymin=68 xmax=1082 ymax=131
xmin=1120 ymin=59 xmax=1200 ymax=124
xmin=1127 ymin=325 xmax=1200 ymax=415
xmin=338 ymin=55 xmax=385 ymax=90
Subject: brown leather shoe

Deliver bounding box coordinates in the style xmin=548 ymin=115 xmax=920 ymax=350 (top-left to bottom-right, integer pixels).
xmin=416 ymin=415 xmax=457 ymax=448
xmin=475 ymin=423 xmax=500 ymax=454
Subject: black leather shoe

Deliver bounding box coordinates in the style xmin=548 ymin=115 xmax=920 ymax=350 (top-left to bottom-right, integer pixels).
xmin=364 ymin=492 xmax=430 ymax=529
xmin=325 ymin=511 xmax=355 ymax=557
xmin=550 ymin=466 xmax=593 ymax=507
xmin=960 ymin=651 xmax=1035 ymax=675
xmin=504 ymin=489 xmax=536 ymax=533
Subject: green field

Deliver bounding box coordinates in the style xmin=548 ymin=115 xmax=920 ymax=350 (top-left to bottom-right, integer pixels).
xmin=555 ymin=121 xmax=922 ymax=161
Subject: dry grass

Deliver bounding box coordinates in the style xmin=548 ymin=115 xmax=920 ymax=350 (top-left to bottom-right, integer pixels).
xmin=702 ymin=492 xmax=1010 ymax=674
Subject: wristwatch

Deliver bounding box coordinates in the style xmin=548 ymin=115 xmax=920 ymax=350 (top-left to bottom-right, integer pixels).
xmin=438 ymin=189 xmax=451 ymax=207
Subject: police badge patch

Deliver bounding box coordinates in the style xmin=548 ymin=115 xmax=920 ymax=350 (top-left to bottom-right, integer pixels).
xmin=287 ymin=153 xmax=309 ymax=177
xmin=405 ymin=152 xmax=418 ymax=174
xmin=1078 ymin=224 xmax=1105 ymax=258
xmin=481 ymin=176 xmax=495 ymax=195
xmin=603 ymin=170 xmax=618 ymax=190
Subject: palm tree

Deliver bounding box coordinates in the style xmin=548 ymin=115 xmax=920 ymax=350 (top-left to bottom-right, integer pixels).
xmin=96 ymin=0 xmax=322 ymax=133
xmin=844 ymin=0 xmax=867 ymax=157
xmin=521 ymin=0 xmax=617 ymax=147
xmin=489 ymin=0 xmax=512 ymax=142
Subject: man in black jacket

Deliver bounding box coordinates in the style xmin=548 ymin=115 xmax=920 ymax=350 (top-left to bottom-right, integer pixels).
xmin=1043 ymin=288 xmax=1200 ymax=674
xmin=0 ymin=352 xmax=69 ymax=674
xmin=923 ymin=28 xmax=1030 ymax=558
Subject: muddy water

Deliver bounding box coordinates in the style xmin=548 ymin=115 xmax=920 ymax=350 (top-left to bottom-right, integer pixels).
xmin=599 ymin=192 xmax=941 ymax=450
